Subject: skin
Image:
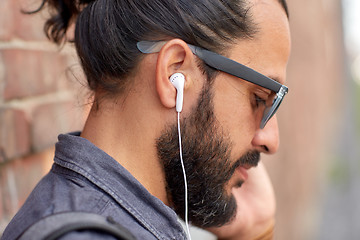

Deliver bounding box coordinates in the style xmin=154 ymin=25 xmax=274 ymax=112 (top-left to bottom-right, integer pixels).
xmin=81 ymin=0 xmax=290 ymax=238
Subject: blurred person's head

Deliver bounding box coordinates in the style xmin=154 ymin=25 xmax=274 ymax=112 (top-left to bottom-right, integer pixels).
xmin=37 ymin=0 xmax=290 ymax=228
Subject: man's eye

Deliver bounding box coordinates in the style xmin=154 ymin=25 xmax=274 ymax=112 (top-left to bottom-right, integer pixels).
xmin=254 ymin=95 xmax=267 ymax=107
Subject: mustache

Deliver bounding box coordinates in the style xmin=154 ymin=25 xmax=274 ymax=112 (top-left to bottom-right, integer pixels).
xmin=230 ymin=151 xmax=261 ymax=174
xmin=240 ymin=150 xmax=261 ymax=166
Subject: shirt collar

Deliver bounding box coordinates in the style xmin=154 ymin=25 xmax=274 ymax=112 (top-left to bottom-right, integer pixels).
xmin=54 ymin=132 xmax=187 ymax=240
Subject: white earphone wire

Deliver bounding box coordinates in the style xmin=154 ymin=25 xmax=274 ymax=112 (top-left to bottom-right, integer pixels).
xmin=177 ymin=112 xmax=192 ymax=240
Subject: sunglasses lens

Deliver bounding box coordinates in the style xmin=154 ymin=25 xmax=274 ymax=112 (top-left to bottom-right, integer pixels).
xmin=260 ymin=95 xmax=284 ymax=128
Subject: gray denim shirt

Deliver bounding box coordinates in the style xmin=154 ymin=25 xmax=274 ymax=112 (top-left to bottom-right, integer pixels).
xmin=2 ymin=132 xmax=187 ymax=240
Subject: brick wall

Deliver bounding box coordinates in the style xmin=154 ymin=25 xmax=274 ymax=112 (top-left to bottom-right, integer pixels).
xmin=0 ymin=0 xmax=87 ymax=232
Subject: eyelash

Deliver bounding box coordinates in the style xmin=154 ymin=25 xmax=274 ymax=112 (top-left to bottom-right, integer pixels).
xmin=254 ymin=94 xmax=267 ymax=108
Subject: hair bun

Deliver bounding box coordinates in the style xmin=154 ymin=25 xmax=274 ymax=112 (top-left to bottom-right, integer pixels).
xmin=31 ymin=0 xmax=95 ymax=44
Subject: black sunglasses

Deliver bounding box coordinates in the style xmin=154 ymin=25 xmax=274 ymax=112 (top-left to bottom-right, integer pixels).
xmin=137 ymin=41 xmax=288 ymax=129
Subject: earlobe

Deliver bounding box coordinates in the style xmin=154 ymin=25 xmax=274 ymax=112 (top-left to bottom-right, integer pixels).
xmin=154 ymin=39 xmax=194 ymax=111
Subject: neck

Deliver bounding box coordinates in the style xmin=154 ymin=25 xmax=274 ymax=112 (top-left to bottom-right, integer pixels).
xmin=81 ymin=96 xmax=170 ymax=205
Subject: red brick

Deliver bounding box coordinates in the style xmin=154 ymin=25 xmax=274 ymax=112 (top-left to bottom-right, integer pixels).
xmin=0 ymin=0 xmax=11 ymax=40
xmin=0 ymin=107 xmax=30 ymax=161
xmin=31 ymin=100 xmax=85 ymax=152
xmin=2 ymin=49 xmax=69 ymax=100
xmin=0 ymin=0 xmax=47 ymax=41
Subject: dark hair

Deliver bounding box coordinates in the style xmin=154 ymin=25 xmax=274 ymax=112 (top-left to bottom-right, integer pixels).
xmin=34 ymin=0 xmax=288 ymax=96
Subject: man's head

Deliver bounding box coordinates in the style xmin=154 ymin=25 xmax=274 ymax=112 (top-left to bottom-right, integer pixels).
xmin=152 ymin=0 xmax=290 ymax=228
xmin=40 ymin=0 xmax=290 ymax=229
xmin=42 ymin=0 xmax=287 ymax=96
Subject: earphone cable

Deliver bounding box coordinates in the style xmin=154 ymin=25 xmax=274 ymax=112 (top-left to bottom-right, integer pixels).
xmin=177 ymin=112 xmax=192 ymax=240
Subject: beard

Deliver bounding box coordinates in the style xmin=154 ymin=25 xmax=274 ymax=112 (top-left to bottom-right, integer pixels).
xmin=156 ymin=83 xmax=260 ymax=228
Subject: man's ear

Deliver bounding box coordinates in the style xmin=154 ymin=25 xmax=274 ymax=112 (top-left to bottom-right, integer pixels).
xmin=155 ymin=39 xmax=196 ymax=110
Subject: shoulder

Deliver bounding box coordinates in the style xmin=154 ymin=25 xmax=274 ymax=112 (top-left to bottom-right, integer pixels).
xmin=2 ymin=165 xmax=113 ymax=240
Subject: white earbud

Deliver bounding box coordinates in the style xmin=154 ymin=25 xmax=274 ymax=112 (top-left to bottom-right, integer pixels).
xmin=170 ymin=73 xmax=185 ymax=112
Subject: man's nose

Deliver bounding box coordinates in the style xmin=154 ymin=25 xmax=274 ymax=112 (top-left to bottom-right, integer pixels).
xmin=251 ymin=115 xmax=280 ymax=154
